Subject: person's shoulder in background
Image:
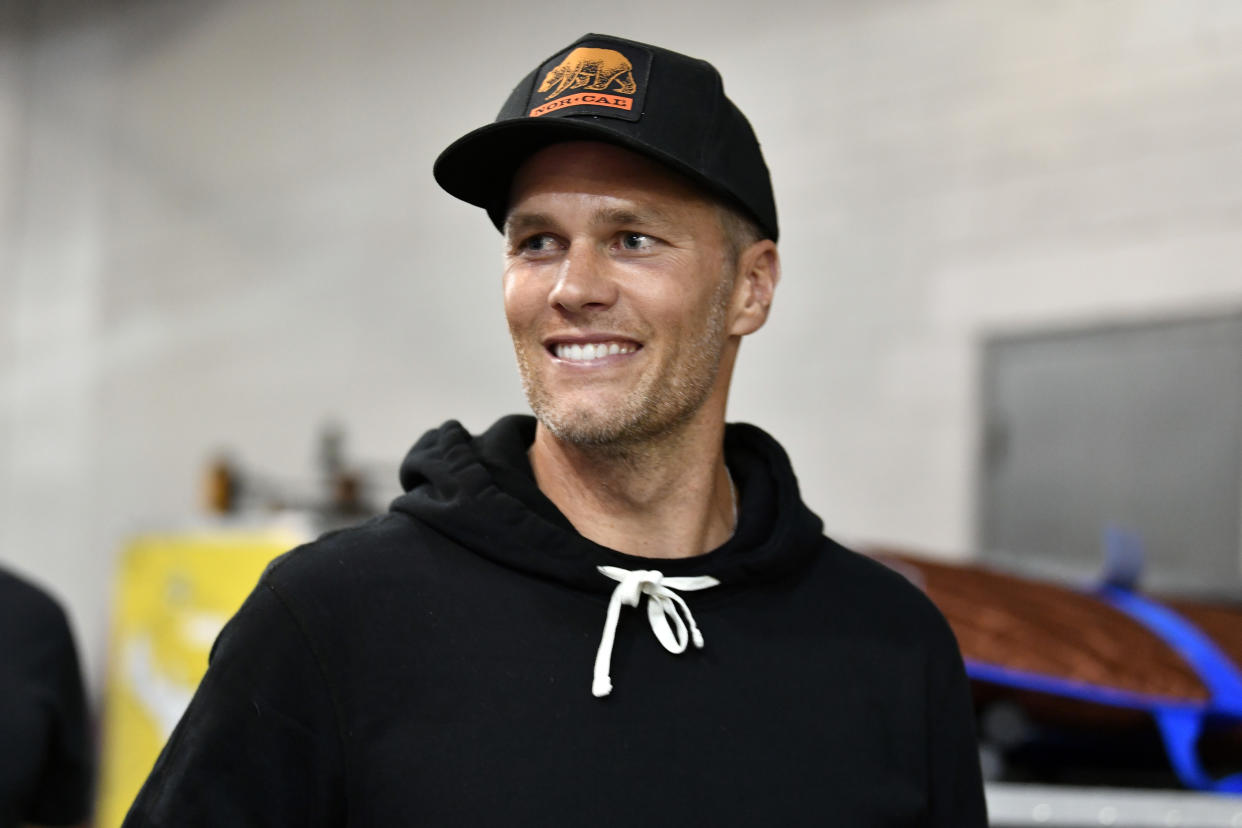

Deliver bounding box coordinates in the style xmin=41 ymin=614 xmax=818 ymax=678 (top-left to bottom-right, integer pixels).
xmin=0 ymin=563 xmax=94 ymax=828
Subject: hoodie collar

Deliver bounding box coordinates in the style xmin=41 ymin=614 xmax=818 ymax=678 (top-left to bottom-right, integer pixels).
xmin=391 ymin=415 xmax=823 ymax=593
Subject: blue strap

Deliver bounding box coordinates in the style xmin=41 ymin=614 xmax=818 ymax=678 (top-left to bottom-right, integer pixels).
xmin=962 ymin=659 xmax=1198 ymax=713
xmin=1097 ymin=586 xmax=1242 ymax=715
xmin=1097 ymin=585 xmax=1242 ymax=792
xmin=1151 ymin=708 xmax=1242 ymax=793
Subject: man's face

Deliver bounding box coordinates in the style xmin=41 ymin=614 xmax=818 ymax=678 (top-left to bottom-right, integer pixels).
xmin=503 ymin=141 xmax=741 ymax=448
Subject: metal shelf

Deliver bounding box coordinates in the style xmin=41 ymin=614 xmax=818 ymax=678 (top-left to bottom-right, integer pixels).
xmin=987 ymin=783 xmax=1242 ymax=827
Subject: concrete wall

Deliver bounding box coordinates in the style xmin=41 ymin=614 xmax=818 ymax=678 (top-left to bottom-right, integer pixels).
xmin=3 ymin=0 xmax=1242 ymax=693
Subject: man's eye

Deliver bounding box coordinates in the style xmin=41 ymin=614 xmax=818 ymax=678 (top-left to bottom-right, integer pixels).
xmin=518 ymin=233 xmax=558 ymax=253
xmin=618 ymin=232 xmax=655 ymax=251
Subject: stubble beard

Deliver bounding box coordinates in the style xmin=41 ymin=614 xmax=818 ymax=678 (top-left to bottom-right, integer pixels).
xmin=512 ymin=275 xmax=734 ymax=453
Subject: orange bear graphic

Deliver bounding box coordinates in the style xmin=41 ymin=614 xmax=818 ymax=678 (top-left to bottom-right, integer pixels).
xmin=539 ymin=47 xmax=638 ymax=99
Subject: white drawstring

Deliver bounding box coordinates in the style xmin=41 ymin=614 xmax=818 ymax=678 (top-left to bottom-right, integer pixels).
xmin=592 ymin=566 xmax=720 ymax=698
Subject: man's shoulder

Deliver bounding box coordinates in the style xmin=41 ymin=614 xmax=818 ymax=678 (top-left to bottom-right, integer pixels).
xmin=813 ymin=536 xmax=959 ymax=644
xmin=259 ymin=512 xmax=438 ymax=595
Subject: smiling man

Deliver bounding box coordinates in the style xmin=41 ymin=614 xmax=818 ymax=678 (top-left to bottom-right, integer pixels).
xmin=499 ymin=141 xmax=774 ymax=564
xmin=124 ymin=34 xmax=987 ymax=827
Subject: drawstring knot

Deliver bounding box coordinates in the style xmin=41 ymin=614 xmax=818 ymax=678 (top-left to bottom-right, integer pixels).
xmin=592 ymin=566 xmax=720 ymax=698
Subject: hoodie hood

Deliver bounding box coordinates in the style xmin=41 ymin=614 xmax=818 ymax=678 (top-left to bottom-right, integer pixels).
xmin=390 ymin=415 xmax=824 ymax=594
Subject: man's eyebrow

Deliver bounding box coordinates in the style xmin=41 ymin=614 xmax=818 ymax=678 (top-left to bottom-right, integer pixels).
xmin=593 ymin=206 xmax=674 ymax=229
xmin=504 ymin=211 xmax=554 ymax=239
xmin=505 ymin=205 xmax=677 ymax=239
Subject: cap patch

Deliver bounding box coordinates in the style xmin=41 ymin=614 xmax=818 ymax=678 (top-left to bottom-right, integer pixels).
xmin=528 ymin=41 xmax=652 ymax=121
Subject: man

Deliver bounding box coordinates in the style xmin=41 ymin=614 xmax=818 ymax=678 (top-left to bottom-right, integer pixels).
xmin=125 ymin=34 xmax=986 ymax=826
xmin=1 ymin=566 xmax=93 ymax=828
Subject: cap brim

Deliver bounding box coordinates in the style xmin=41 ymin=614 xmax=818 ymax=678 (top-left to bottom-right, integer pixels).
xmin=433 ymin=117 xmax=746 ymax=235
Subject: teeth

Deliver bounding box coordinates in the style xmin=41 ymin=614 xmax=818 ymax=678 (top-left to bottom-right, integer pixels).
xmin=555 ymin=342 xmax=637 ymax=362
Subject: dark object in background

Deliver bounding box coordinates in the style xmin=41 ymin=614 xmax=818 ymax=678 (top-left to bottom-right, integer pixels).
xmin=201 ymin=423 xmax=381 ymax=533
xmin=871 ymin=549 xmax=1242 ymax=793
xmin=0 ymin=565 xmax=93 ymax=828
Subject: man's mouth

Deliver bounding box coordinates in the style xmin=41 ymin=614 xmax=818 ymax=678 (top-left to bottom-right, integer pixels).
xmin=549 ymin=341 xmax=640 ymax=362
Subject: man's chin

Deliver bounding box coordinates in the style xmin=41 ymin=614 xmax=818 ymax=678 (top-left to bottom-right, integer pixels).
xmin=536 ymin=411 xmax=629 ymax=447
xmin=530 ymin=402 xmax=654 ymax=448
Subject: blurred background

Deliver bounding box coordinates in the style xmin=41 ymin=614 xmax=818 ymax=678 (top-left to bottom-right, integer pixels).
xmin=3 ymin=0 xmax=1242 ymax=822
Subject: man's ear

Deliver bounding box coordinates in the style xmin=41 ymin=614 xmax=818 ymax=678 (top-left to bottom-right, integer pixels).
xmin=728 ymin=240 xmax=780 ymax=337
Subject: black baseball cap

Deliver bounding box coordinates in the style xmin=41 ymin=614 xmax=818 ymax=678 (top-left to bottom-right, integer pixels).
xmin=433 ymin=33 xmax=779 ymax=242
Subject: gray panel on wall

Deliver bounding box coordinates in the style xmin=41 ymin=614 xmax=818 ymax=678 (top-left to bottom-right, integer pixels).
xmin=979 ymin=313 xmax=1242 ymax=595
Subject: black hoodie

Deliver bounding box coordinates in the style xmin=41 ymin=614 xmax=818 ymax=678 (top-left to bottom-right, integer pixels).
xmin=125 ymin=415 xmax=986 ymax=827
xmin=1 ymin=568 xmax=93 ymax=828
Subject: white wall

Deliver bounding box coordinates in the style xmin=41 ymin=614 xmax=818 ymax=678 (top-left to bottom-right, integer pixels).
xmin=4 ymin=0 xmax=1242 ymax=695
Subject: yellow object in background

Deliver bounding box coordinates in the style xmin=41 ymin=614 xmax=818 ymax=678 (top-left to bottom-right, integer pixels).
xmin=96 ymin=530 xmax=302 ymax=828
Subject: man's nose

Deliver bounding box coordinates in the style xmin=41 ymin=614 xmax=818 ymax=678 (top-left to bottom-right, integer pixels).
xmin=548 ymin=243 xmax=618 ymax=313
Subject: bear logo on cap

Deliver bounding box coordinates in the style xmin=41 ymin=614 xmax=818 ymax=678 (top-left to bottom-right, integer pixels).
xmin=527 ymin=42 xmax=649 ymax=119
xmin=538 ymin=47 xmax=637 ymax=98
